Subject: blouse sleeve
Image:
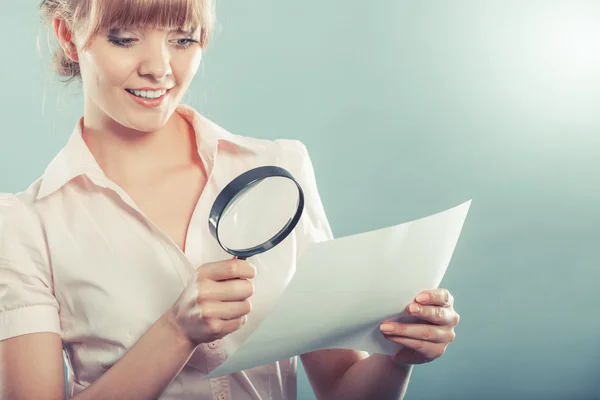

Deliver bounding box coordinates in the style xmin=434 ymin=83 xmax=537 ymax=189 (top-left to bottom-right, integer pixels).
xmin=0 ymin=193 xmax=61 ymax=342
xmin=275 ymin=140 xmax=334 ymax=260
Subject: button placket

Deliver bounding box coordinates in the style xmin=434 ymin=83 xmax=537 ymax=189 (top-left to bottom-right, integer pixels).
xmin=205 ymin=340 xmax=231 ymax=400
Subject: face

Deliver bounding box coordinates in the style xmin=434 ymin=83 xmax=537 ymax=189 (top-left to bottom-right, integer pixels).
xmin=73 ymin=24 xmax=203 ymax=133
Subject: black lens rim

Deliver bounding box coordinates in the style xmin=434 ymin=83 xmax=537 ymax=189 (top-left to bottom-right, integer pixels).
xmin=208 ymin=166 xmax=305 ymax=259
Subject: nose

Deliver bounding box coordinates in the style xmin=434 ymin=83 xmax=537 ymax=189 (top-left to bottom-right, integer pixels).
xmin=138 ymin=42 xmax=172 ymax=80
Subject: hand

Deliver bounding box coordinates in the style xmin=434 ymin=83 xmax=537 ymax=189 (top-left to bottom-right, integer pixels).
xmin=167 ymin=259 xmax=257 ymax=346
xmin=379 ymin=288 xmax=459 ymax=365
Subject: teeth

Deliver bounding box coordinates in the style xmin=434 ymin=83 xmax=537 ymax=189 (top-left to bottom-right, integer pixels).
xmin=127 ymin=89 xmax=167 ymax=99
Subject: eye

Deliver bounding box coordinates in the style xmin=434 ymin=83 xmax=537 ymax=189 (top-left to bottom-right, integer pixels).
xmin=171 ymin=38 xmax=200 ymax=49
xmin=108 ymin=36 xmax=138 ymax=48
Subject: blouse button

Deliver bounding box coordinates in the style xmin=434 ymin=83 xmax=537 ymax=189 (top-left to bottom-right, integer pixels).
xmin=208 ymin=340 xmax=219 ymax=349
xmin=217 ymin=391 xmax=226 ymax=400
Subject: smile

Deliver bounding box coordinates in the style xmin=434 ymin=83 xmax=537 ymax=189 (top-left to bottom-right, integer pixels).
xmin=125 ymin=88 xmax=168 ymax=99
xmin=125 ymin=88 xmax=172 ymax=108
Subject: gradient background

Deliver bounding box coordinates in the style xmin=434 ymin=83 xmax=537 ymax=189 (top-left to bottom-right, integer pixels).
xmin=2 ymin=1 xmax=599 ymax=399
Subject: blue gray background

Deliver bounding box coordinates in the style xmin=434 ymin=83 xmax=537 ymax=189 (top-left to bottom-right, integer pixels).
xmin=1 ymin=1 xmax=599 ymax=399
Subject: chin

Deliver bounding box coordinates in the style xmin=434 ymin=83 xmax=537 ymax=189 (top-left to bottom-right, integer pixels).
xmin=125 ymin=119 xmax=169 ymax=134
xmin=113 ymin=108 xmax=173 ymax=134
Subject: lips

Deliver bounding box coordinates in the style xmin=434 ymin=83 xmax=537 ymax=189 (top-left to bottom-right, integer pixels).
xmin=125 ymin=88 xmax=172 ymax=108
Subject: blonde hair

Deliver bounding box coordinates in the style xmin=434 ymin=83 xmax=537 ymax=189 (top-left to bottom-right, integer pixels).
xmin=40 ymin=0 xmax=215 ymax=81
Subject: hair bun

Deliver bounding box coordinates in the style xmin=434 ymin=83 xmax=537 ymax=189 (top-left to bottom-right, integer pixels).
xmin=52 ymin=49 xmax=80 ymax=81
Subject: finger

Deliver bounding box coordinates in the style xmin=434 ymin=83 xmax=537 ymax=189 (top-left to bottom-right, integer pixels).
xmin=197 ymin=279 xmax=254 ymax=302
xmin=207 ymin=315 xmax=248 ymax=339
xmin=200 ymin=300 xmax=252 ymax=320
xmin=415 ymin=288 xmax=453 ymax=307
xmin=406 ymin=303 xmax=459 ymax=326
xmin=389 ymin=337 xmax=447 ymax=361
xmin=218 ymin=278 xmax=255 ymax=301
xmin=380 ymin=322 xmax=454 ymax=343
xmin=222 ymin=315 xmax=248 ymax=334
xmin=200 ymin=259 xmax=257 ymax=281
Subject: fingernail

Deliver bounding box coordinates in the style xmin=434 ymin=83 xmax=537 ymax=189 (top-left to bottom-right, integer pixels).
xmin=416 ymin=293 xmax=429 ymax=303
xmin=408 ymin=304 xmax=420 ymax=313
xmin=380 ymin=323 xmax=394 ymax=333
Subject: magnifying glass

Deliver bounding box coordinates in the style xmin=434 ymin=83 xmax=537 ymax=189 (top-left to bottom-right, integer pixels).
xmin=208 ymin=166 xmax=305 ymax=260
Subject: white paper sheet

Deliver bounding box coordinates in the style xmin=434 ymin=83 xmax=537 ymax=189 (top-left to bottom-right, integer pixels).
xmin=203 ymin=200 xmax=471 ymax=379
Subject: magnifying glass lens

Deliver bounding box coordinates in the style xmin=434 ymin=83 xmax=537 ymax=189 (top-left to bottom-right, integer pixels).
xmin=217 ymin=176 xmax=301 ymax=252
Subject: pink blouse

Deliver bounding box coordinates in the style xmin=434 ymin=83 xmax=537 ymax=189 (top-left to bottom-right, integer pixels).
xmin=0 ymin=104 xmax=333 ymax=400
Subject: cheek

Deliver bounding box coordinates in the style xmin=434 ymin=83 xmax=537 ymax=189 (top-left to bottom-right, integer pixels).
xmin=172 ymin=50 xmax=203 ymax=84
xmin=81 ymin=50 xmax=137 ymax=89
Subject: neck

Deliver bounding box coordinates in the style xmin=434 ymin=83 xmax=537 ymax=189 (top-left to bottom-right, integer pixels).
xmin=81 ymin=108 xmax=200 ymax=187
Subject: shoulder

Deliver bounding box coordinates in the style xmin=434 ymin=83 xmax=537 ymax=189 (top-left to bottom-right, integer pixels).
xmin=240 ymin=137 xmax=320 ymax=196
xmin=260 ymin=138 xmax=312 ymax=170
xmin=0 ymin=177 xmax=43 ymax=214
xmin=185 ymin=105 xmax=315 ymax=167
xmin=235 ymin=135 xmax=314 ymax=173
xmin=192 ymin=108 xmax=324 ymax=200
xmin=0 ymin=182 xmax=47 ymax=249
xmin=0 ymin=191 xmax=33 ymax=227
xmin=273 ymin=139 xmax=311 ymax=163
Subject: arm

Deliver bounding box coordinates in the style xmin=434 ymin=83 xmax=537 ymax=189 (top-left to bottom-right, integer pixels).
xmin=0 ymin=312 xmax=197 ymax=400
xmin=0 ymin=258 xmax=256 ymax=400
xmin=301 ymin=288 xmax=461 ymax=400
xmin=0 ymin=333 xmax=65 ymax=400
xmin=75 ymin=312 xmax=198 ymax=400
xmin=301 ymin=349 xmax=412 ymax=400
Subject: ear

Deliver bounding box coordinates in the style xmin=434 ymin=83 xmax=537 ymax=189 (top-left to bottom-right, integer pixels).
xmin=52 ymin=18 xmax=79 ymax=63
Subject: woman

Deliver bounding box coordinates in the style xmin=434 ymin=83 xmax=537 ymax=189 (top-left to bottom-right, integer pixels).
xmin=0 ymin=0 xmax=460 ymax=399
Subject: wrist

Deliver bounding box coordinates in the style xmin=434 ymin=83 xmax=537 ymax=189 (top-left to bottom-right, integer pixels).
xmin=161 ymin=308 xmax=199 ymax=351
xmin=386 ymin=355 xmax=414 ymax=371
